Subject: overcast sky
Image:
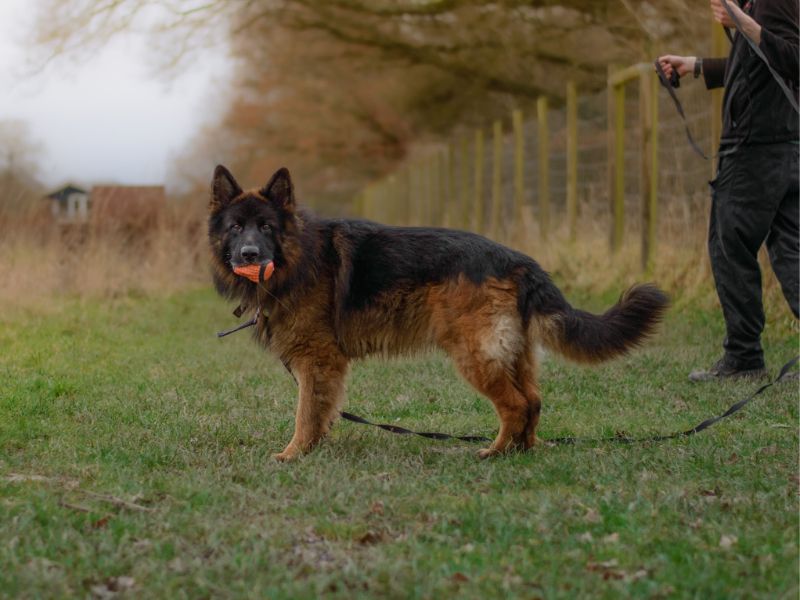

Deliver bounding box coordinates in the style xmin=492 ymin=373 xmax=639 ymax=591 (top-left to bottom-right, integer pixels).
xmin=0 ymin=0 xmax=232 ymax=190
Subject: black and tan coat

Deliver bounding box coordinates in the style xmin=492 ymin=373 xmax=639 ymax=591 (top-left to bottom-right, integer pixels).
xmin=208 ymin=166 xmax=669 ymax=461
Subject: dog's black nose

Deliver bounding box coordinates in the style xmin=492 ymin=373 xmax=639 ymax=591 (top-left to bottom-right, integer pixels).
xmin=240 ymin=245 xmax=259 ymax=262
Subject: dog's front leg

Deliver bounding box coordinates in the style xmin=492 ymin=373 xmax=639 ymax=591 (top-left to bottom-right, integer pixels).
xmin=273 ymin=355 xmax=349 ymax=462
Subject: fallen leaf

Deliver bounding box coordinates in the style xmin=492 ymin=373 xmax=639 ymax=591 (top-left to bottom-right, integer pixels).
xmin=719 ymin=535 xmax=738 ymax=549
xmin=586 ymin=560 xmax=628 ymax=581
xmin=168 ymin=557 xmax=186 ymax=573
xmin=369 ymin=501 xmax=384 ymax=515
xmin=91 ymin=515 xmax=112 ymax=529
xmin=602 ymin=533 xmax=619 ymax=544
xmin=131 ymin=539 xmax=152 ymax=553
xmin=587 ymin=559 xmax=618 ymax=571
xmin=452 ymin=572 xmax=470 ymax=583
xmin=90 ymin=576 xmax=135 ymax=598
xmin=357 ymin=530 xmax=385 ymax=545
xmin=583 ymin=509 xmax=601 ymax=524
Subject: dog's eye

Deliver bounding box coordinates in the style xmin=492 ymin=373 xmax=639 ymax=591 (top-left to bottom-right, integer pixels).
xmin=230 ymin=223 xmax=242 ymax=233
xmin=260 ymin=224 xmax=271 ymax=233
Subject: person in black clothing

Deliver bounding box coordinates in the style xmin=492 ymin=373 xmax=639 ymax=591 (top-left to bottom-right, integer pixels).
xmin=658 ymin=0 xmax=799 ymax=381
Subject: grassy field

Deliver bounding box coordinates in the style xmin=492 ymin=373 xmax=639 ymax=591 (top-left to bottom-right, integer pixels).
xmin=1 ymin=286 xmax=797 ymax=598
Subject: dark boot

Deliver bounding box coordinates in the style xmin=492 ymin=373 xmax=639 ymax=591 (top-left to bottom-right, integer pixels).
xmin=689 ymin=356 xmax=767 ymax=383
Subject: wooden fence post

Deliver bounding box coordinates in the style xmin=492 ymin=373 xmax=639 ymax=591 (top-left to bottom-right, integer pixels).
xmin=640 ymin=66 xmax=659 ymax=272
xmin=473 ymin=129 xmax=485 ymax=233
xmin=437 ymin=149 xmax=447 ymax=227
xmin=365 ymin=186 xmax=375 ymax=222
xmin=423 ymin=160 xmax=432 ymax=225
xmin=512 ymin=109 xmax=525 ymax=230
xmin=491 ymin=120 xmax=503 ymax=240
xmin=537 ymin=96 xmax=550 ymax=240
xmin=447 ymin=143 xmax=456 ymax=228
xmin=410 ymin=163 xmax=419 ymax=226
xmin=612 ymin=78 xmax=626 ymax=252
xmin=401 ymin=166 xmax=410 ymax=225
xmin=460 ymin=136 xmax=470 ymax=230
xmin=383 ymin=177 xmax=391 ymax=224
xmin=355 ymin=191 xmax=365 ymax=219
xmin=429 ymin=154 xmax=438 ymax=226
xmin=607 ymin=65 xmax=616 ymax=251
xmin=566 ymin=81 xmax=578 ymax=242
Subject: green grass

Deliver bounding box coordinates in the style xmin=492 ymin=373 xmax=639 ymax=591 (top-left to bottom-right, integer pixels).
xmin=1 ymin=288 xmax=797 ymax=598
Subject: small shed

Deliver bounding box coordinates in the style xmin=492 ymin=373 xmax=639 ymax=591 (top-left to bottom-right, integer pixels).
xmin=45 ymin=185 xmax=90 ymax=223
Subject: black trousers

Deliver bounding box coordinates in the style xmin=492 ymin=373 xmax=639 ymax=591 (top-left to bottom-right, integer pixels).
xmin=708 ymin=142 xmax=799 ymax=369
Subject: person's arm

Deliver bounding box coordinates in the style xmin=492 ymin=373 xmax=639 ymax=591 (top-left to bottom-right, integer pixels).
xmin=756 ymin=0 xmax=799 ymax=85
xmin=711 ymin=0 xmax=798 ymax=84
xmin=702 ymin=57 xmax=727 ymax=89
xmin=657 ymin=55 xmax=697 ymax=80
xmin=711 ymin=0 xmax=762 ymax=42
xmin=656 ymin=54 xmax=727 ymax=90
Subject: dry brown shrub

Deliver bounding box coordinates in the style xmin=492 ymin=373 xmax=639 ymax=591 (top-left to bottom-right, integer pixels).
xmin=0 ymin=189 xmax=794 ymax=340
xmin=0 ymin=193 xmax=208 ymax=310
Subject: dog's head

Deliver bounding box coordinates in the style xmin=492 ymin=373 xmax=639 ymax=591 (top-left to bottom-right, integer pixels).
xmin=208 ymin=165 xmax=296 ymax=268
xmin=208 ymin=165 xmax=297 ymax=297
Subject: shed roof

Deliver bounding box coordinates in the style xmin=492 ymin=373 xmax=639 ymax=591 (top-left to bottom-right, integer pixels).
xmin=45 ymin=185 xmax=88 ymax=202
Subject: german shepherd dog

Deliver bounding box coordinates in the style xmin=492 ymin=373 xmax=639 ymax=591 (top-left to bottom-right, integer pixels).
xmin=208 ymin=165 xmax=668 ymax=461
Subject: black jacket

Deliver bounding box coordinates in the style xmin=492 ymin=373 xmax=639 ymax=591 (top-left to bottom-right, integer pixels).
xmin=703 ymin=0 xmax=799 ymax=146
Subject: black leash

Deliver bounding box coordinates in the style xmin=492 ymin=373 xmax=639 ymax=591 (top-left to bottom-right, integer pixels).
xmin=217 ymin=308 xmax=259 ymax=338
xmin=339 ymin=411 xmax=492 ymax=443
xmin=216 ymin=314 xmax=798 ymax=446
xmin=654 ymin=60 xmax=715 ymax=160
xmin=340 ymin=356 xmax=798 ymax=446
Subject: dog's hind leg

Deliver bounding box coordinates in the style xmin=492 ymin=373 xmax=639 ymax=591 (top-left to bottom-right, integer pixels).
xmin=514 ymin=346 xmax=542 ymax=450
xmin=273 ymin=351 xmax=349 ymax=462
xmin=453 ymin=354 xmax=531 ymax=458
xmin=429 ymin=278 xmax=533 ymax=457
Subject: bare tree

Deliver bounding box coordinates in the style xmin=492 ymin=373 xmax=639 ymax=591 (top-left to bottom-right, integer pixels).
xmin=33 ymin=1 xmax=707 ymax=205
xmin=0 ymin=120 xmax=45 ymax=213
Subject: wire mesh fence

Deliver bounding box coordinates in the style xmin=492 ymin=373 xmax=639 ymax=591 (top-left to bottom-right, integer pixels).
xmin=354 ymin=65 xmax=722 ymax=271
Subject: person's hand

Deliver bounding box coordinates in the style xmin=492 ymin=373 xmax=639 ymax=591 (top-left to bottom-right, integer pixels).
xmin=657 ymin=55 xmax=697 ymax=79
xmin=710 ymin=0 xmax=743 ymax=28
xmin=710 ymin=0 xmax=762 ymax=43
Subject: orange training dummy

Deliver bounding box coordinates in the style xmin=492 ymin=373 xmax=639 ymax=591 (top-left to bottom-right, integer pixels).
xmin=233 ymin=261 xmax=274 ymax=284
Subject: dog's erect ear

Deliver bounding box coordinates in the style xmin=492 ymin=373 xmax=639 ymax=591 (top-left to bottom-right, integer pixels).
xmin=210 ymin=165 xmax=243 ymax=211
xmin=260 ymin=167 xmax=295 ymax=210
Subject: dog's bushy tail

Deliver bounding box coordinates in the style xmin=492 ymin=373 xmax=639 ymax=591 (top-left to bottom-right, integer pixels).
xmin=539 ymin=283 xmax=669 ymax=364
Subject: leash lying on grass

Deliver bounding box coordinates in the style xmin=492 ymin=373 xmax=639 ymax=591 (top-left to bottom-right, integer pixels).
xmin=338 ymin=356 xmax=798 ymax=446
xmin=217 ymin=312 xmax=798 ymax=446
xmin=342 ymin=356 xmax=799 ymax=446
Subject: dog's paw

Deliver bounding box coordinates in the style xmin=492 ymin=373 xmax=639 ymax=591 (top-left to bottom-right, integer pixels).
xmin=477 ymin=448 xmax=499 ymax=460
xmin=272 ymin=450 xmax=300 ymax=462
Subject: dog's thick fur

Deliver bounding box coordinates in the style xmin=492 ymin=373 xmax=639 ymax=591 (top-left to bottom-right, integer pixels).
xmin=208 ymin=166 xmax=669 ymax=461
